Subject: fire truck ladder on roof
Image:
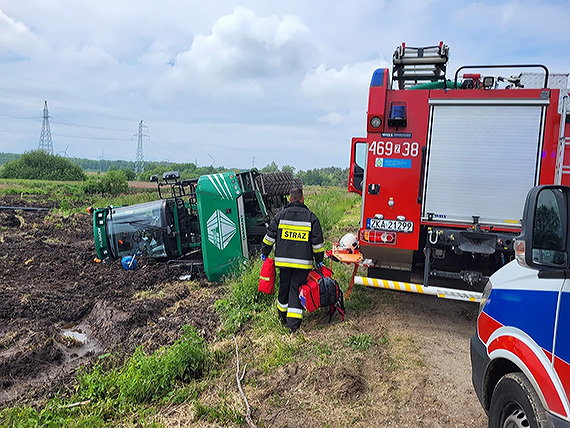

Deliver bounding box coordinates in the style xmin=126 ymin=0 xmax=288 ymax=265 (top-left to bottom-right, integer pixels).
xmin=392 ymin=42 xmax=450 ymax=89
xmin=555 ymin=95 xmax=570 ymax=185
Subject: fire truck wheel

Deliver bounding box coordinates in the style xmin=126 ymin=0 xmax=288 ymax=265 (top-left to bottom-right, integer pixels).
xmin=488 ymin=372 xmax=549 ymax=428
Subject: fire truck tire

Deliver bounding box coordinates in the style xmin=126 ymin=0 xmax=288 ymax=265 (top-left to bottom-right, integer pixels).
xmin=488 ymin=372 xmax=549 ymax=428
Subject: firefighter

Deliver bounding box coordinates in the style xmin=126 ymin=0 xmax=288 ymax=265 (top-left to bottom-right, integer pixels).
xmin=260 ymin=186 xmax=325 ymax=333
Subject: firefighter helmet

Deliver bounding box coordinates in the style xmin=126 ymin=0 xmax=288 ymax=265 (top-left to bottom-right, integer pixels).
xmin=339 ymin=233 xmax=359 ymax=252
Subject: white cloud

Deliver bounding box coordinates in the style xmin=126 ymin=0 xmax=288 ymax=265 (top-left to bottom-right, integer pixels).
xmin=318 ymin=112 xmax=343 ymax=126
xmin=0 ymin=9 xmax=47 ymax=58
xmin=71 ymin=46 xmax=118 ymax=70
xmin=157 ymin=7 xmax=315 ymax=96
xmin=301 ymin=59 xmax=388 ymax=112
xmin=455 ymin=1 xmax=570 ymax=41
xmin=139 ymin=40 xmax=175 ymax=67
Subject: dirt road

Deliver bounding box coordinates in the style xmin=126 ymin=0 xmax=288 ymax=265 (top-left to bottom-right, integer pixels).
xmin=225 ymin=287 xmax=488 ymax=428
xmin=0 ymin=197 xmax=487 ymax=426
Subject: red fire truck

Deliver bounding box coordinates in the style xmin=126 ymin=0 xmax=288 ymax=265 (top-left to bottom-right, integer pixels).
xmin=348 ymin=42 xmax=570 ymax=302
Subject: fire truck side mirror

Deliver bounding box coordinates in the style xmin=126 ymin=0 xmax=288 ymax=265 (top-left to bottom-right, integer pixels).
xmin=517 ymin=185 xmax=570 ymax=271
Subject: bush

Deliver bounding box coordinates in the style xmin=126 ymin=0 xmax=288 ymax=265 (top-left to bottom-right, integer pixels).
xmin=81 ymin=170 xmax=129 ymax=195
xmin=120 ymin=168 xmax=137 ymax=181
xmin=0 ymin=150 xmax=85 ymax=181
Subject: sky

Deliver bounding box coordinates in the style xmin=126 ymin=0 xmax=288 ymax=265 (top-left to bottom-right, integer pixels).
xmin=0 ymin=0 xmax=569 ymax=171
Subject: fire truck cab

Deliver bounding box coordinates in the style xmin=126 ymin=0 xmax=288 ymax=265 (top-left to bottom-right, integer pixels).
xmin=349 ymin=42 xmax=570 ymax=301
xmin=471 ymin=185 xmax=570 ymax=427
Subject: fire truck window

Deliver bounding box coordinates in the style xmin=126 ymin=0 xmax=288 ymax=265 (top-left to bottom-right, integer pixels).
xmin=355 ymin=142 xmax=366 ymax=169
xmin=532 ymin=188 xmax=567 ymax=266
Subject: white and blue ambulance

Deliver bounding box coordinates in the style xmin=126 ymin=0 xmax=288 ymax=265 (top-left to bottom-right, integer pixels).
xmin=471 ymin=185 xmax=570 ymax=427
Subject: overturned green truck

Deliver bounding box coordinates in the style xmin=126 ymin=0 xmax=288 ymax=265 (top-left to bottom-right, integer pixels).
xmin=91 ymin=170 xmax=300 ymax=281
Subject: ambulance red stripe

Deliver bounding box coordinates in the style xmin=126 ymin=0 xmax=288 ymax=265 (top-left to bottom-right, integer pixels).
xmin=488 ymin=335 xmax=567 ymax=417
xmin=477 ymin=311 xmax=502 ymax=344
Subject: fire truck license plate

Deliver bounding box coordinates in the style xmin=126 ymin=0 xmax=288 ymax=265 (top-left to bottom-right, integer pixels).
xmin=367 ymin=218 xmax=414 ymax=233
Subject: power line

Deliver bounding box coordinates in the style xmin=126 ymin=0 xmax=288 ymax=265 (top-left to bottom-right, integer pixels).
xmin=0 ymin=93 xmax=200 ymax=162
xmin=50 ymin=116 xmax=132 ymax=133
xmin=0 ymin=113 xmax=40 ymax=121
xmin=0 ymin=91 xmax=138 ymax=122
xmin=0 ymin=126 xmax=132 ymax=141
xmin=0 ymin=127 xmax=38 ymax=135
xmin=56 ymin=134 xmax=132 ymax=141
xmin=145 ymin=123 xmax=195 ymax=159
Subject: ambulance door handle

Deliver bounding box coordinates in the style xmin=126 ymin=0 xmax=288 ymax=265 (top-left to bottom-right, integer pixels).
xmin=417 ymin=146 xmax=427 ymax=203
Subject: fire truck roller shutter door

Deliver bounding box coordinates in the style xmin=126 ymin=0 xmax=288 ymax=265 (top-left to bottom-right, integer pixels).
xmin=422 ymin=100 xmax=547 ymax=226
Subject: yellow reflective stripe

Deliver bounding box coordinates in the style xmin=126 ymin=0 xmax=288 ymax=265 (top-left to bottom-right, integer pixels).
xmin=262 ymin=237 xmax=274 ymax=246
xmin=259 ymin=276 xmax=270 ymax=281
xmin=275 ymin=261 xmax=313 ymax=269
xmin=278 ymin=224 xmax=311 ymax=231
xmin=287 ymin=312 xmax=303 ymax=319
xmin=313 ymin=247 xmax=325 ymax=253
xmin=277 ymin=301 xmax=288 ymax=312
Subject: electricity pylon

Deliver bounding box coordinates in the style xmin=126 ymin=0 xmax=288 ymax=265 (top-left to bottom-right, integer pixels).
xmin=133 ymin=120 xmax=149 ymax=174
xmin=38 ymin=101 xmax=54 ymax=155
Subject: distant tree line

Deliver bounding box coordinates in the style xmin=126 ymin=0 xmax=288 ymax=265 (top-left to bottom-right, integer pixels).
xmin=0 ymin=152 xmax=349 ymax=187
xmin=260 ymin=161 xmax=348 ymax=186
xmin=0 ymin=152 xmax=20 ymax=165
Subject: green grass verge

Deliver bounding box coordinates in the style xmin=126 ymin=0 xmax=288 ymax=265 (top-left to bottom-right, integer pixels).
xmin=0 ymin=326 xmax=209 ymax=428
xmin=0 ymin=178 xmax=157 ymax=216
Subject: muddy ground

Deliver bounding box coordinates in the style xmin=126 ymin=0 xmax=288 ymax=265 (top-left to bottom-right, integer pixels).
xmin=0 ymin=194 xmax=487 ymax=426
xmin=0 ymin=194 xmax=219 ymax=405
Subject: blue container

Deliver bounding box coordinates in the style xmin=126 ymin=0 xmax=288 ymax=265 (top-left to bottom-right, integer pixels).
xmin=121 ymin=255 xmax=137 ymax=270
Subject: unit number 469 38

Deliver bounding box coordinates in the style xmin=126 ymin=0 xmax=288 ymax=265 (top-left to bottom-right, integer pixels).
xmin=369 ymin=141 xmax=419 ymax=157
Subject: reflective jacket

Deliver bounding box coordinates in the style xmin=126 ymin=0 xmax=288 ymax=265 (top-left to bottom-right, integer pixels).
xmin=261 ymin=201 xmax=324 ymax=269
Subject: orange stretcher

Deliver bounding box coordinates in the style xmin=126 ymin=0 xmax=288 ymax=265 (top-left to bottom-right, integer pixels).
xmin=327 ymin=243 xmax=363 ymax=298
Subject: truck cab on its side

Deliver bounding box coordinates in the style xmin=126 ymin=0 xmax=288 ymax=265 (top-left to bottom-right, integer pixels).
xmin=471 ymin=185 xmax=570 ymax=427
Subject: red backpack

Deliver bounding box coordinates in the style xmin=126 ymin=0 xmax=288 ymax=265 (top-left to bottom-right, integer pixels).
xmin=299 ymin=265 xmax=345 ymax=322
xmin=258 ymin=258 xmax=275 ymax=294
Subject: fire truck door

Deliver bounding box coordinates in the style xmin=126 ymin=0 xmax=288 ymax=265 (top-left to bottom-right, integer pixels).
xmin=349 ymin=138 xmax=367 ymax=195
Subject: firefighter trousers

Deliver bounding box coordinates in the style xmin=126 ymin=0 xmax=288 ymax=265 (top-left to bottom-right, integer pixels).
xmin=277 ymin=267 xmax=308 ymax=332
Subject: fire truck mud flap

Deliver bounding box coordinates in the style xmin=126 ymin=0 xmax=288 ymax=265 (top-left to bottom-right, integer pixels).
xmin=354 ymin=276 xmax=482 ymax=302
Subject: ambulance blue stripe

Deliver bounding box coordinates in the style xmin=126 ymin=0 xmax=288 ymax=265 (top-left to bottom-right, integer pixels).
xmin=555 ymin=291 xmax=570 ymax=364
xmin=485 ymin=288 xmax=558 ymax=354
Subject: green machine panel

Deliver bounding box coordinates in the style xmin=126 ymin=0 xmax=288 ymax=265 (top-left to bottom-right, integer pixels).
xmin=197 ymin=172 xmax=249 ymax=282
